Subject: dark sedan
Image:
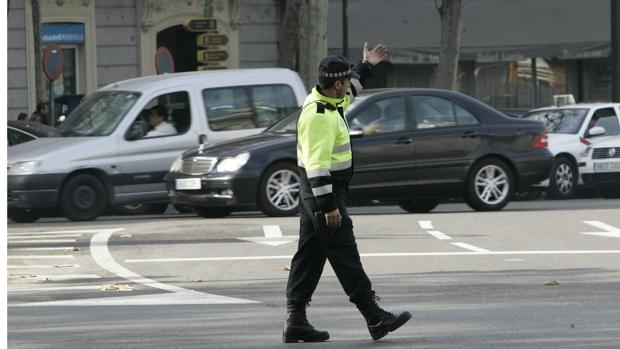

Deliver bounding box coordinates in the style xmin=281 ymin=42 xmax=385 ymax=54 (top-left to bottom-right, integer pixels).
xmin=8 ymin=120 xmax=59 ymax=146
xmin=165 ymin=89 xmax=552 ymax=218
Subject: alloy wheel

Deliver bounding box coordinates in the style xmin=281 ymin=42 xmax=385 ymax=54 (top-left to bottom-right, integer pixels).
xmin=474 ymin=165 xmax=510 ymax=205
xmin=266 ymin=169 xmax=300 ymax=210
xmin=554 ymin=163 xmax=574 ymax=194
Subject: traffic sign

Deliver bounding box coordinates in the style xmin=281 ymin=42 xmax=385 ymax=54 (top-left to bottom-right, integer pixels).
xmin=155 ymin=47 xmax=175 ymax=74
xmin=43 ymin=44 xmax=64 ymax=81
xmin=183 ymin=18 xmax=217 ymax=32
xmin=197 ymin=33 xmax=229 ymax=47
xmin=197 ymin=50 xmax=229 ymax=63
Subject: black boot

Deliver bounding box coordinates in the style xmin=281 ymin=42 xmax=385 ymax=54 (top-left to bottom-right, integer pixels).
xmin=282 ymin=301 xmax=330 ymax=343
xmin=353 ymin=292 xmax=412 ymax=341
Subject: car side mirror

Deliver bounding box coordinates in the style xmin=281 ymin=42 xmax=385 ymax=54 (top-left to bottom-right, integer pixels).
xmin=588 ymin=126 xmax=606 ymax=137
xmin=349 ymin=128 xmax=364 ymax=138
xmin=198 ymin=134 xmax=207 ymax=144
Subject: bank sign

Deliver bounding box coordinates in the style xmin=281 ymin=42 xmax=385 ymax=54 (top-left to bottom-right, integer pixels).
xmin=42 ymin=23 xmax=85 ymax=45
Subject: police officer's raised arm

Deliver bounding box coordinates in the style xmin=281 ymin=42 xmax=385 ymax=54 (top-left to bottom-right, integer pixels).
xmin=345 ymin=42 xmax=388 ymax=108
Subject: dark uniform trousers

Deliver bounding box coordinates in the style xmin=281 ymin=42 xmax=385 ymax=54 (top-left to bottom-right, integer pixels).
xmin=286 ymin=177 xmax=372 ymax=304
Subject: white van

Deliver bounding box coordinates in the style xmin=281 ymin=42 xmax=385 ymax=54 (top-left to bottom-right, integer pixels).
xmin=8 ymin=69 xmax=306 ymax=223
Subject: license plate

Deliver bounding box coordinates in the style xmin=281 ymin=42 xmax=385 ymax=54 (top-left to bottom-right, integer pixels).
xmin=593 ymin=161 xmax=620 ymax=173
xmin=175 ymin=178 xmax=201 ymax=190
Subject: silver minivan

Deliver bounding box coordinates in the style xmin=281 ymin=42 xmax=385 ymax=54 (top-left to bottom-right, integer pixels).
xmin=8 ymin=68 xmax=306 ymax=223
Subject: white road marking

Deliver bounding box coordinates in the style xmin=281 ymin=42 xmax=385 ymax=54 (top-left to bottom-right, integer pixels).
xmin=427 ymin=230 xmax=452 ymax=240
xmin=9 ymin=229 xmax=109 ymax=235
xmin=10 ymin=247 xmax=76 ymax=251
xmin=8 ymin=234 xmax=82 ymax=239
xmin=504 ymin=259 xmax=525 ymax=262
xmin=418 ymin=221 xmax=434 ymax=230
xmin=9 ymin=274 xmax=101 ymax=281
xmin=125 ymin=250 xmax=620 ymax=263
xmin=237 ymin=225 xmax=299 ymax=246
xmin=7 ymin=264 xmax=81 ymax=269
xmin=451 ymin=242 xmax=490 ymax=253
xmin=9 ymin=239 xmax=77 ymax=244
xmin=8 ymin=255 xmax=74 ymax=259
xmin=8 ymin=286 xmax=102 ymax=293
xmin=582 ymin=221 xmax=620 ymax=238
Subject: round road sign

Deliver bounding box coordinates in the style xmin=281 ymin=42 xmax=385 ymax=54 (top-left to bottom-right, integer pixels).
xmin=43 ymin=44 xmax=64 ymax=81
xmin=155 ymin=47 xmax=175 ymax=74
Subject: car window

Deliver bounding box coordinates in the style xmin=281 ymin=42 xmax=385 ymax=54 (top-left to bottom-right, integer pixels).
xmin=411 ymin=96 xmax=478 ymax=129
xmin=349 ymin=96 xmax=407 ymax=135
xmin=203 ymin=84 xmax=298 ymax=131
xmin=127 ymin=91 xmax=191 ymax=140
xmin=522 ymin=108 xmax=588 ymax=134
xmin=8 ymin=128 xmax=35 ymax=146
xmin=588 ymin=107 xmax=620 ymax=136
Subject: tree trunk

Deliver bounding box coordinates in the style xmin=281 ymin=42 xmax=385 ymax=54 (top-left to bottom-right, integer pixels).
xmin=435 ymin=0 xmax=463 ymax=90
xmin=32 ymin=0 xmax=45 ymax=105
xmin=278 ymin=0 xmax=328 ymax=89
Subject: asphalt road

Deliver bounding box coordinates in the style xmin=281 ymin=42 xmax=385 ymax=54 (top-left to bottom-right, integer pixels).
xmin=7 ymin=199 xmax=620 ymax=348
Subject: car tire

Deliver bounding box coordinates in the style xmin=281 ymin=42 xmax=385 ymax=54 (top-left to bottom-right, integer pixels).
xmin=397 ymin=199 xmax=440 ymax=213
xmin=192 ymin=206 xmax=233 ymax=218
xmin=547 ymin=157 xmax=577 ymax=200
xmin=257 ymin=162 xmax=300 ymax=217
xmin=60 ymin=174 xmax=107 ymax=221
xmin=465 ymin=158 xmax=515 ymax=211
xmin=8 ymin=208 xmax=41 ymax=223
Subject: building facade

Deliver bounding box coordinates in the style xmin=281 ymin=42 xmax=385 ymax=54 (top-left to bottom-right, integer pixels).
xmin=7 ymin=0 xmax=615 ymax=119
xmin=7 ymin=0 xmax=281 ymax=119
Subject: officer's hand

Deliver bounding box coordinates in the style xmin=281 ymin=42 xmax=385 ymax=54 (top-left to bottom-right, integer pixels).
xmin=324 ymin=208 xmax=342 ymax=230
xmin=363 ymin=42 xmax=388 ymax=65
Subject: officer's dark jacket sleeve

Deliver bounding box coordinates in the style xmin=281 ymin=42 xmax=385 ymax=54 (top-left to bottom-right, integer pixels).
xmin=345 ymin=61 xmax=373 ymax=109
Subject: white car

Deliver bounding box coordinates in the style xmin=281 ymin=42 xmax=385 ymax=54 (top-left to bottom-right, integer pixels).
xmin=522 ymin=103 xmax=620 ymax=199
xmin=579 ymin=131 xmax=620 ymax=198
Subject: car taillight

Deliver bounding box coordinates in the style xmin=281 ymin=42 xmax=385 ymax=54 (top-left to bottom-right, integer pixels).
xmin=534 ymin=128 xmax=548 ymax=149
xmin=579 ymin=137 xmax=591 ymax=146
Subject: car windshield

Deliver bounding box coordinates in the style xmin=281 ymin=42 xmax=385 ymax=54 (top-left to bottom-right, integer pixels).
xmin=265 ymin=95 xmax=367 ymax=133
xmin=58 ymin=91 xmax=140 ymax=137
xmin=522 ymin=108 xmax=589 ymax=134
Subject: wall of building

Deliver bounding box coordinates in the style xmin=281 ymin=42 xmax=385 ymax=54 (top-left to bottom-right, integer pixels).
xmin=238 ymin=0 xmax=281 ymax=68
xmin=8 ymin=0 xmax=29 ymax=118
xmin=95 ymin=0 xmax=140 ymax=89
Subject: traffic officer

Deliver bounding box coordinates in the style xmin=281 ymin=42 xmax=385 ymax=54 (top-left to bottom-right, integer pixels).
xmin=283 ymin=43 xmax=412 ymax=343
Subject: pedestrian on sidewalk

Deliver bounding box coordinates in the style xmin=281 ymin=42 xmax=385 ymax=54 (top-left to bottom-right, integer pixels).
xmin=29 ymin=102 xmax=49 ymax=125
xmin=283 ymin=42 xmax=412 ymax=343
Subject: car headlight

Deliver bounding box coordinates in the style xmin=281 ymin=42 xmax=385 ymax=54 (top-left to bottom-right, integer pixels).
xmin=216 ymin=152 xmax=250 ymax=173
xmin=170 ymin=155 xmax=183 ymax=173
xmin=8 ymin=161 xmax=42 ymax=175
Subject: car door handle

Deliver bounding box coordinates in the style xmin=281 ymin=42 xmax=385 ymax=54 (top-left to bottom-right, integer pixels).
xmin=461 ymin=131 xmax=479 ymax=138
xmin=395 ymin=137 xmax=412 ymax=145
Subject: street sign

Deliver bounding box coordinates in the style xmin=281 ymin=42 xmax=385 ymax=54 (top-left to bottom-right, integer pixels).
xmin=197 ymin=50 xmax=229 ymax=63
xmin=42 ymin=44 xmax=64 ymax=81
xmin=197 ymin=33 xmax=229 ymax=47
xmin=155 ymin=47 xmax=175 ymax=74
xmin=183 ymin=18 xmax=217 ymax=32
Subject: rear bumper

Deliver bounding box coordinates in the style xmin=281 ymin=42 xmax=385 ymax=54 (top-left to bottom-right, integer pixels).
xmin=8 ymin=174 xmax=65 ymax=208
xmin=512 ymin=150 xmax=553 ymax=189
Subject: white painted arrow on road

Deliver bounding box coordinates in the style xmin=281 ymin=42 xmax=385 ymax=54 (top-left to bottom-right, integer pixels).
xmin=237 ymin=225 xmax=299 ymax=246
xmin=581 ymin=221 xmax=620 ymax=238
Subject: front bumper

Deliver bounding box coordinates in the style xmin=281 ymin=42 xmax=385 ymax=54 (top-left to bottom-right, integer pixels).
xmin=8 ymin=174 xmax=65 ymax=208
xmin=165 ymin=169 xmax=262 ymax=208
